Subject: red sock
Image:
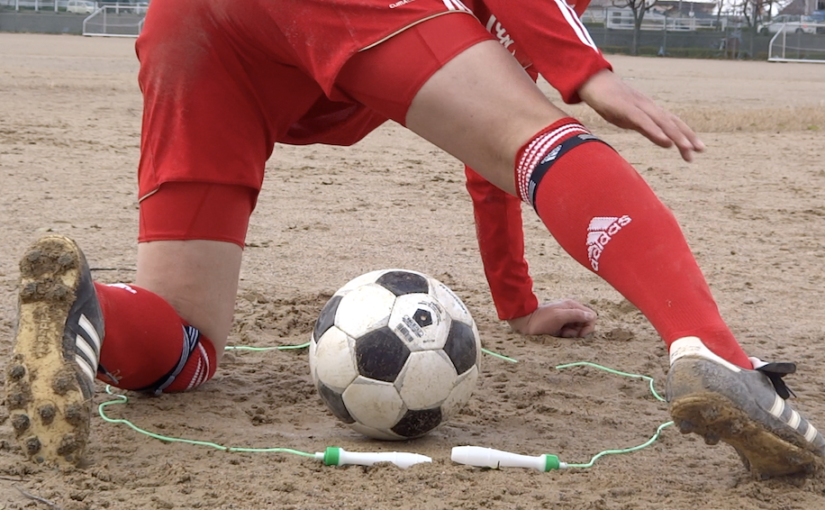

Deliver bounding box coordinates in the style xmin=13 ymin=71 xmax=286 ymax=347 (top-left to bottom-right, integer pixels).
xmin=516 ymin=118 xmax=752 ymax=369
xmin=94 ymin=282 xmax=217 ymax=392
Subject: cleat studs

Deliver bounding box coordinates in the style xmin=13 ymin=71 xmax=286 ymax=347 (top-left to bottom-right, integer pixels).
xmin=57 ymin=434 xmax=79 ymax=456
xmin=52 ymin=375 xmax=75 ymax=395
xmin=38 ymin=404 xmax=56 ymax=425
xmin=7 ymin=392 xmax=29 ymax=410
xmin=8 ymin=364 xmax=26 ymax=381
xmin=11 ymin=414 xmax=31 ymax=435
xmin=64 ymin=403 xmax=85 ymax=425
xmin=50 ymin=285 xmax=70 ymax=300
xmin=25 ymin=250 xmax=42 ymax=263
xmin=677 ymin=420 xmax=694 ymax=434
xmin=57 ymin=253 xmax=74 ymax=267
xmin=703 ymin=434 xmax=720 ymax=445
xmin=25 ymin=437 xmax=41 ymax=455
xmin=20 ymin=282 xmax=39 ymax=300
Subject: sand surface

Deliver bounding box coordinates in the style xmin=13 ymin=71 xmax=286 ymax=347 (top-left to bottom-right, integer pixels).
xmin=0 ymin=33 xmax=824 ymax=509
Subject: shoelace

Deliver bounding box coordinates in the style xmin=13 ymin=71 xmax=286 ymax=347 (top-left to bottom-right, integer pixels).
xmin=754 ymin=361 xmax=798 ymax=400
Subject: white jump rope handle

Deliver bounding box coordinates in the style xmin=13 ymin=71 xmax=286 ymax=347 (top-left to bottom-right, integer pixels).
xmin=451 ymin=446 xmax=566 ymax=471
xmin=316 ymin=447 xmax=432 ymax=469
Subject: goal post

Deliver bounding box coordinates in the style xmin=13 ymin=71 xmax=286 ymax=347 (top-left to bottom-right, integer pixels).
xmin=768 ymin=24 xmax=825 ymax=63
xmin=82 ymin=5 xmax=145 ymax=38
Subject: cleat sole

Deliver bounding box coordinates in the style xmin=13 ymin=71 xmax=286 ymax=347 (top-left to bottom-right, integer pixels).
xmin=670 ymin=392 xmax=821 ymax=478
xmin=5 ymin=236 xmax=94 ymax=467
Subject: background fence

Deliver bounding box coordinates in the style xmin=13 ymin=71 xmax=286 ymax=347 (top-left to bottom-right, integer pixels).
xmin=0 ymin=1 xmax=145 ymax=35
xmin=1 ymin=4 xmax=824 ymax=62
xmin=585 ymin=26 xmax=825 ymax=60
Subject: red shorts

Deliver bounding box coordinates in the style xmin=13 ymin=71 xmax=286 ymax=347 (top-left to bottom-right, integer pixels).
xmin=136 ymin=0 xmax=493 ymax=246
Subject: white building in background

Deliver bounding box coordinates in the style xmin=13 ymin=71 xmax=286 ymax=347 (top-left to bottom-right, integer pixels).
xmin=581 ymin=0 xmax=722 ymax=30
xmin=779 ymin=0 xmax=825 ymax=15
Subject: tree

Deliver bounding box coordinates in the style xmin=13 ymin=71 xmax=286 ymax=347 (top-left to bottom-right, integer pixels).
xmin=739 ymin=0 xmax=770 ymax=57
xmin=613 ymin=0 xmax=659 ymax=55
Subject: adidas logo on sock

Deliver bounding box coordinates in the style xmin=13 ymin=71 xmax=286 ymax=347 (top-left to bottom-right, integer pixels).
xmin=586 ymin=215 xmax=632 ymax=271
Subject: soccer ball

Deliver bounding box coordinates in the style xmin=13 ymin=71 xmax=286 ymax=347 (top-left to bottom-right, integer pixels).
xmin=309 ymin=269 xmax=482 ymax=440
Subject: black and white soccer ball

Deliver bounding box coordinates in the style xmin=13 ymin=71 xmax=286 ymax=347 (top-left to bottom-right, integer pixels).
xmin=309 ymin=269 xmax=482 ymax=440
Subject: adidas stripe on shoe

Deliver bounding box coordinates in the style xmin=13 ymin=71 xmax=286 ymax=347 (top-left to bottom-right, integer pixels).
xmin=6 ymin=235 xmax=104 ymax=466
xmin=667 ymin=337 xmax=825 ymax=478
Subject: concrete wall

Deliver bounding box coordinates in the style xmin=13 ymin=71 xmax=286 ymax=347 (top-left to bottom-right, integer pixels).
xmin=0 ymin=11 xmax=84 ymax=34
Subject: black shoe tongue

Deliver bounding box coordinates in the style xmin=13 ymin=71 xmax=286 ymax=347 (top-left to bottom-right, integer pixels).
xmin=755 ymin=362 xmax=797 ymax=400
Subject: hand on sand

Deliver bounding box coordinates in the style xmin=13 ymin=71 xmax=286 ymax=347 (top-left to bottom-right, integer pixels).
xmin=506 ymin=299 xmax=597 ymax=338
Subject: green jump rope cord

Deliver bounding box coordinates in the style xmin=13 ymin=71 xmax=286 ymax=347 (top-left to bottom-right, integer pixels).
xmin=554 ymin=361 xmax=674 ymax=469
xmin=225 ymin=343 xmax=310 ymax=351
xmin=226 ymin=343 xmax=518 ymax=363
xmin=98 ymin=386 xmax=315 ymax=458
xmin=98 ymin=345 xmax=670 ymax=467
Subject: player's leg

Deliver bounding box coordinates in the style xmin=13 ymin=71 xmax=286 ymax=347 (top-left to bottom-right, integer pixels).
xmin=92 ymin=239 xmax=239 ymax=393
xmin=4 ymin=186 xmax=251 ymax=466
xmin=5 ymin=0 xmax=320 ymax=466
xmin=134 ymin=240 xmax=241 ymax=361
xmin=407 ymin=40 xmax=561 ymax=196
xmin=88 ymin=0 xmax=323 ymax=398
xmin=338 ymin=15 xmax=561 ymax=196
xmin=338 ymin=13 xmax=825 ymax=475
xmin=92 ymin=182 xmax=256 ymax=394
xmin=339 ymin=14 xmax=749 ymax=367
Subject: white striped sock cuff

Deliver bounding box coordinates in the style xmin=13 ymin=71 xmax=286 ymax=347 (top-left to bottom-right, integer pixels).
xmin=515 ymin=122 xmax=589 ymax=203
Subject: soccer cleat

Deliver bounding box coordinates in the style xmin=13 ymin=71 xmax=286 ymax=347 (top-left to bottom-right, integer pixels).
xmin=5 ymin=235 xmax=104 ymax=466
xmin=667 ymin=337 xmax=825 ymax=478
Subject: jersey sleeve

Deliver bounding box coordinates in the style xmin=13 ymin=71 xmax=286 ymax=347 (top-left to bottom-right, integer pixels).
xmin=476 ymin=0 xmax=612 ymax=104
xmin=465 ymin=165 xmax=539 ymax=320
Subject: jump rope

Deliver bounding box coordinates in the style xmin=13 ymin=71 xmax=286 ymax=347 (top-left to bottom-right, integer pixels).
xmin=98 ymin=344 xmax=674 ymax=470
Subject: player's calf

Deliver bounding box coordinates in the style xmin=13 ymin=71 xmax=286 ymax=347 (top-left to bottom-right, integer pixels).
xmin=514 ymin=117 xmax=752 ymax=370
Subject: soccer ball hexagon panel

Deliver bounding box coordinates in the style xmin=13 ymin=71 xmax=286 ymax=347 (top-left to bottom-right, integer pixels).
xmin=309 ymin=269 xmax=482 ymax=440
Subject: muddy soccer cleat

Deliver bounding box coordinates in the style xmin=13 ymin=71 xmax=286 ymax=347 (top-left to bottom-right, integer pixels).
xmin=667 ymin=337 xmax=825 ymax=478
xmin=5 ymin=235 xmax=104 ymax=466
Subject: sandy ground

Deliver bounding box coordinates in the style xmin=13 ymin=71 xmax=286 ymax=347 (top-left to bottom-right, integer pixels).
xmin=0 ymin=32 xmax=824 ymax=510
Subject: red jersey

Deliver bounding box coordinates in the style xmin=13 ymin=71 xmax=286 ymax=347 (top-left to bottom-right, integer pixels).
xmin=466 ymin=0 xmax=610 ymax=103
